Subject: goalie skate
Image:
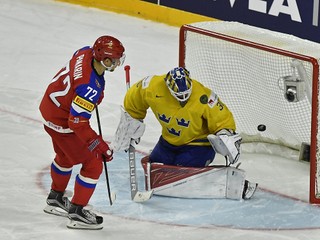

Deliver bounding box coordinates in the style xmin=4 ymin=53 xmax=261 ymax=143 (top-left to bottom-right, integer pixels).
xmin=242 ymin=180 xmax=258 ymax=200
xmin=43 ymin=189 xmax=72 ymax=217
xmin=67 ymin=204 xmax=103 ymax=230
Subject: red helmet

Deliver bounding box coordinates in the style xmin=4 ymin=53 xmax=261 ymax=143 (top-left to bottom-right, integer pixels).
xmin=93 ymin=36 xmax=125 ymax=62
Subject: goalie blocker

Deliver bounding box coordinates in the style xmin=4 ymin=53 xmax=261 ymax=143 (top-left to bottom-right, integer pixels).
xmin=141 ymin=156 xmax=257 ymax=200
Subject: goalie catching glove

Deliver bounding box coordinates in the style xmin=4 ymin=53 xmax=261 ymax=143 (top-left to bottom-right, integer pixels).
xmin=111 ymin=106 xmax=146 ymax=151
xmin=207 ymin=129 xmax=242 ymax=165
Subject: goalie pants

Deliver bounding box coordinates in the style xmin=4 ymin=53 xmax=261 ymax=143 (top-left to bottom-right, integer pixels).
xmin=149 ymin=136 xmax=215 ymax=167
xmin=44 ymin=126 xmax=103 ymax=206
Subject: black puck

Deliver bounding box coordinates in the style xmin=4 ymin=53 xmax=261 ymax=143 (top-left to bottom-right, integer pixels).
xmin=257 ymin=124 xmax=266 ymax=132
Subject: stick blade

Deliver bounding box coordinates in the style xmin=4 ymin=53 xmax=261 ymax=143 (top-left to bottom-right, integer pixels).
xmin=109 ymin=192 xmax=116 ymax=205
xmin=133 ymin=190 xmax=154 ymax=202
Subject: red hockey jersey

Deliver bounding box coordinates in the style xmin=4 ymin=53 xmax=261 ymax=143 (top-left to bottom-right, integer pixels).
xmin=39 ymin=47 xmax=105 ymax=143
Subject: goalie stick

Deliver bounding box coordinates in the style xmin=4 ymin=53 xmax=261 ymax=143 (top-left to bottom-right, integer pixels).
xmin=95 ymin=106 xmax=116 ymax=205
xmin=124 ymin=65 xmax=153 ymax=202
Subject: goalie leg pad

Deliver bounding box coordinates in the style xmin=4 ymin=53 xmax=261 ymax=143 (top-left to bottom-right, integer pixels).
xmin=226 ymin=167 xmax=246 ymax=200
xmin=141 ymin=157 xmax=247 ymax=200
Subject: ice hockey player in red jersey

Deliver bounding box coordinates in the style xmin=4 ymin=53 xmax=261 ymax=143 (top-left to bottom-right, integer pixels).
xmin=39 ymin=36 xmax=125 ymax=230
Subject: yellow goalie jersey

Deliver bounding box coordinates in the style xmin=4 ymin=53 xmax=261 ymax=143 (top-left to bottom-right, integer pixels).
xmin=124 ymin=74 xmax=236 ymax=146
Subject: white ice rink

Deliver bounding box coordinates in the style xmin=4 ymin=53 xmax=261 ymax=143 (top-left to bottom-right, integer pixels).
xmin=1 ymin=0 xmax=320 ymax=239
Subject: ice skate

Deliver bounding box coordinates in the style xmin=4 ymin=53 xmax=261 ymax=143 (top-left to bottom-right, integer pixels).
xmin=242 ymin=180 xmax=258 ymax=200
xmin=43 ymin=189 xmax=71 ymax=217
xmin=67 ymin=204 xmax=103 ymax=230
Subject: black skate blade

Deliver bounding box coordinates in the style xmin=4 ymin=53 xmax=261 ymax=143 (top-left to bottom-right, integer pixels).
xmin=66 ymin=219 xmax=103 ymax=230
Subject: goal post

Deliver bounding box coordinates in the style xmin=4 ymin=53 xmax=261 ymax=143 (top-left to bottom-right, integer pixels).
xmin=179 ymin=21 xmax=320 ymax=204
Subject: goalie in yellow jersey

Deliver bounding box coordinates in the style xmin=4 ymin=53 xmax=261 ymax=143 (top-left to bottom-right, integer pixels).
xmin=113 ymin=67 xmax=258 ymax=200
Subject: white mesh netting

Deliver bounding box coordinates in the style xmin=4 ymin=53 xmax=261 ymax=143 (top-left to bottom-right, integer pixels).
xmin=180 ymin=21 xmax=320 ymax=202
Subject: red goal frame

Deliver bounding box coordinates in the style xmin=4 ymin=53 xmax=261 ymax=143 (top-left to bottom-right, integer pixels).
xmin=179 ymin=24 xmax=320 ymax=204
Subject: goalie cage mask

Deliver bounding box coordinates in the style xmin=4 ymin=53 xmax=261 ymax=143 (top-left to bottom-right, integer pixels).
xmin=165 ymin=67 xmax=193 ymax=102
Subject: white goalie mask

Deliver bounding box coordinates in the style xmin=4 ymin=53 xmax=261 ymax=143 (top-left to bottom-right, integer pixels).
xmin=165 ymin=67 xmax=193 ymax=102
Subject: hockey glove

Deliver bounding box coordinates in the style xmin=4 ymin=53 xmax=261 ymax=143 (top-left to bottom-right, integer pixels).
xmin=88 ymin=136 xmax=113 ymax=161
xmin=207 ymin=129 xmax=242 ymax=165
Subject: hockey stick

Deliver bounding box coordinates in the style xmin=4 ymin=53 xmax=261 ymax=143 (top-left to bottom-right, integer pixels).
xmin=95 ymin=106 xmax=116 ymax=205
xmin=124 ymin=65 xmax=153 ymax=202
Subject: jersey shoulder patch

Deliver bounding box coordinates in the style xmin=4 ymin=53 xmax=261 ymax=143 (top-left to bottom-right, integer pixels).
xmin=207 ymin=91 xmax=218 ymax=108
xmin=141 ymin=75 xmax=154 ymax=89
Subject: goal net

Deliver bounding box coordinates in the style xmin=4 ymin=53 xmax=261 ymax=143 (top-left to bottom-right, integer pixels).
xmin=179 ymin=21 xmax=320 ymax=204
